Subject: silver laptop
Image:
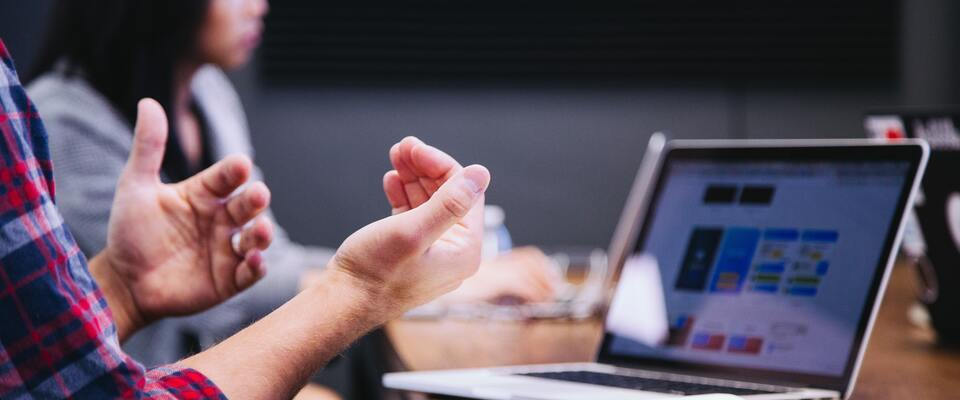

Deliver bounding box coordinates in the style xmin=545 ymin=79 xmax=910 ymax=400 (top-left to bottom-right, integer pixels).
xmin=385 ymin=138 xmax=929 ymax=400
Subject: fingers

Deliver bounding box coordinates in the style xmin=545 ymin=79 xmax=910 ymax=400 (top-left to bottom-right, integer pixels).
xmin=383 ymin=170 xmax=411 ymax=214
xmin=232 ymin=217 xmax=273 ymax=292
xmin=234 ymin=250 xmax=266 ymax=291
xmin=522 ymin=267 xmax=556 ymax=302
xmin=403 ymin=182 xmax=430 ymax=208
xmin=399 ymin=164 xmax=490 ymax=247
xmin=235 ymin=216 xmax=274 ymax=255
xmin=391 ymin=139 xmax=429 ymax=207
xmin=503 ymin=281 xmax=552 ymax=304
xmin=478 ymin=247 xmax=557 ymax=303
xmin=505 ymin=247 xmax=556 ymax=301
xmin=388 ymin=136 xmax=463 ymax=209
xmin=511 ymin=247 xmax=561 ymax=292
xmin=393 ymin=136 xmax=461 ymax=181
xmin=225 ymin=181 xmax=271 ymax=226
xmin=123 ymin=98 xmax=169 ymax=181
xmin=456 ymin=167 xmax=488 ymax=242
xmin=410 ymin=140 xmax=460 ymax=180
xmin=389 ymin=141 xmax=417 ymax=181
xmin=188 ymin=154 xmax=253 ymax=199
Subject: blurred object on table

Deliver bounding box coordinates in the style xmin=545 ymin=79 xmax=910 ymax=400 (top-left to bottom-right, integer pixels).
xmin=404 ymin=247 xmax=608 ymax=321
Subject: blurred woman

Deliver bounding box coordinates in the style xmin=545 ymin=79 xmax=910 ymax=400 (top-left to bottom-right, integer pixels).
xmin=26 ymin=0 xmax=556 ymax=398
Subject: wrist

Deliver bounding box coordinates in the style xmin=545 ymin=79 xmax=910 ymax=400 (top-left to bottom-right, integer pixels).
xmin=181 ymin=264 xmax=395 ymax=398
xmin=89 ymin=252 xmax=147 ymax=341
xmin=313 ymin=267 xmax=393 ymax=327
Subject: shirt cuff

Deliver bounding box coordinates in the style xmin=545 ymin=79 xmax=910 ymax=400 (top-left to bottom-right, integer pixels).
xmin=143 ymin=365 xmax=226 ymax=399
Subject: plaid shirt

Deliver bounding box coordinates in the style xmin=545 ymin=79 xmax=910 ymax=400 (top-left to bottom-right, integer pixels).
xmin=0 ymin=41 xmax=225 ymax=399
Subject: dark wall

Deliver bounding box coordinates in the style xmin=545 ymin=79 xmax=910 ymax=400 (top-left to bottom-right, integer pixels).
xmin=0 ymin=1 xmax=53 ymax=73
xmin=237 ymin=79 xmax=896 ymax=248
xmin=3 ymin=1 xmax=949 ymax=249
xmin=901 ymin=0 xmax=960 ymax=104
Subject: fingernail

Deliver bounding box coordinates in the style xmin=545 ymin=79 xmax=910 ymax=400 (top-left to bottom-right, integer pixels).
xmin=462 ymin=165 xmax=490 ymax=194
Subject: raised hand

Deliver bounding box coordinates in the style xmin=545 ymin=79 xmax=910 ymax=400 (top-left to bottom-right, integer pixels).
xmin=327 ymin=137 xmax=490 ymax=317
xmin=180 ymin=138 xmax=488 ymax=398
xmin=383 ymin=137 xmax=558 ymax=305
xmin=382 ymin=136 xmax=462 ymax=214
xmin=91 ymin=99 xmax=274 ymax=338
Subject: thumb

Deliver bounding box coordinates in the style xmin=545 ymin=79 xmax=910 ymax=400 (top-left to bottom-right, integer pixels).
xmin=398 ymin=164 xmax=490 ymax=247
xmin=123 ymin=98 xmax=168 ymax=181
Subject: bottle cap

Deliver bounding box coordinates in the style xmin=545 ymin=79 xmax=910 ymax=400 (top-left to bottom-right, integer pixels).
xmin=485 ymin=205 xmax=505 ymax=228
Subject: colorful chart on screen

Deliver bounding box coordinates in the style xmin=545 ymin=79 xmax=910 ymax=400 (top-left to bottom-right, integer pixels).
xmin=607 ymin=159 xmax=908 ymax=377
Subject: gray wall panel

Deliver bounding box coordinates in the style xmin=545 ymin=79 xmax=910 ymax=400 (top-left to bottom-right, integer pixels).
xmin=241 ymin=84 xmax=893 ymax=248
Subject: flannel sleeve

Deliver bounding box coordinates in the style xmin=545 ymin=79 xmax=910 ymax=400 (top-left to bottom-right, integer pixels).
xmin=0 ymin=39 xmax=225 ymax=399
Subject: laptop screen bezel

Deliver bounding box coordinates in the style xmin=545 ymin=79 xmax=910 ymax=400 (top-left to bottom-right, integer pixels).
xmin=596 ymin=141 xmax=927 ymax=394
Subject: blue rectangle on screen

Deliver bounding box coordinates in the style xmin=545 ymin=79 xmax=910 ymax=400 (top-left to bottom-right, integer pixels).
xmin=728 ymin=336 xmax=746 ymax=348
xmin=708 ymin=228 xmax=761 ymax=293
xmin=816 ymin=261 xmax=830 ymax=275
xmin=763 ymin=229 xmax=799 ymax=241
xmin=692 ymin=333 xmax=711 ymax=346
xmin=788 ymin=286 xmax=818 ymax=296
xmin=756 ymin=263 xmax=786 ymax=274
xmin=752 ymin=284 xmax=778 ymax=293
xmin=802 ymin=230 xmax=839 ymax=242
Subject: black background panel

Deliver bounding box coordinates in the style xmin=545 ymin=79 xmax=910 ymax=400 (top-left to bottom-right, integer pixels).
xmin=261 ymin=0 xmax=898 ymax=84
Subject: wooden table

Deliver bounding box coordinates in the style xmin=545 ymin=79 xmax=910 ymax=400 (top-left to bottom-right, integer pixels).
xmin=847 ymin=263 xmax=960 ymax=399
xmin=387 ymin=262 xmax=960 ymax=399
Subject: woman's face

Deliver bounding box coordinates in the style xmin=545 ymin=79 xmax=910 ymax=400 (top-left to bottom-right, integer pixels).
xmin=197 ymin=0 xmax=269 ymax=69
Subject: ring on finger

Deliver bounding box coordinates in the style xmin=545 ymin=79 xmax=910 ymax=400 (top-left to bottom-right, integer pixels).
xmin=231 ymin=231 xmax=243 ymax=256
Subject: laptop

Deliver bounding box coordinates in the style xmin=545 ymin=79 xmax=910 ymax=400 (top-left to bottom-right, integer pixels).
xmin=384 ymin=138 xmax=929 ymax=400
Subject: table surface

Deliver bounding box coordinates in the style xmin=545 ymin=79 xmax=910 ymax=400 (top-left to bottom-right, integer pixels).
xmin=387 ymin=262 xmax=960 ymax=399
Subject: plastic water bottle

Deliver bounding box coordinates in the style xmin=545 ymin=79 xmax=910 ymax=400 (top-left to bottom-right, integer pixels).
xmin=483 ymin=205 xmax=512 ymax=260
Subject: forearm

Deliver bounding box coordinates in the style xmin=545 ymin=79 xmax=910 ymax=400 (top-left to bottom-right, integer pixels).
xmin=88 ymin=252 xmax=145 ymax=342
xmin=178 ymin=269 xmax=387 ymax=399
xmin=242 ymin=235 xmax=333 ymax=317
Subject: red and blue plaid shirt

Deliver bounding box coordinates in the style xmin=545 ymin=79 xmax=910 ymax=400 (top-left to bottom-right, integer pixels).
xmin=0 ymin=40 xmax=225 ymax=399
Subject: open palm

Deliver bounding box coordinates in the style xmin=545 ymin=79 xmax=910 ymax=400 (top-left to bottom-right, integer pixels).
xmin=103 ymin=99 xmax=274 ymax=324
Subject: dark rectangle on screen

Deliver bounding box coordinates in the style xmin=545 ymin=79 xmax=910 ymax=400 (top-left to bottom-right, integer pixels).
xmin=739 ymin=186 xmax=775 ymax=205
xmin=703 ymin=185 xmax=738 ymax=204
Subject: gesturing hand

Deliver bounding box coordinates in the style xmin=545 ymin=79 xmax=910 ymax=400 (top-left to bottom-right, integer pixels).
xmin=91 ymin=99 xmax=274 ymax=339
xmin=383 ymin=136 xmax=462 ymax=214
xmin=385 ymin=137 xmax=557 ymax=305
xmin=327 ymin=137 xmax=490 ymax=319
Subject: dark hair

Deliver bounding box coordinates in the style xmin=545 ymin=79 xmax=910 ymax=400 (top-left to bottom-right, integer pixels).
xmin=28 ymin=0 xmax=211 ymax=182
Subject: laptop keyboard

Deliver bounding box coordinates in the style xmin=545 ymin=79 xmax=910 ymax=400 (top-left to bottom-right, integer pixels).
xmin=518 ymin=371 xmax=781 ymax=396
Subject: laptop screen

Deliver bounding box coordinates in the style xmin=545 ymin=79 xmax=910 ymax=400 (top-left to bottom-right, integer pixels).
xmin=600 ymin=144 xmax=923 ymax=391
